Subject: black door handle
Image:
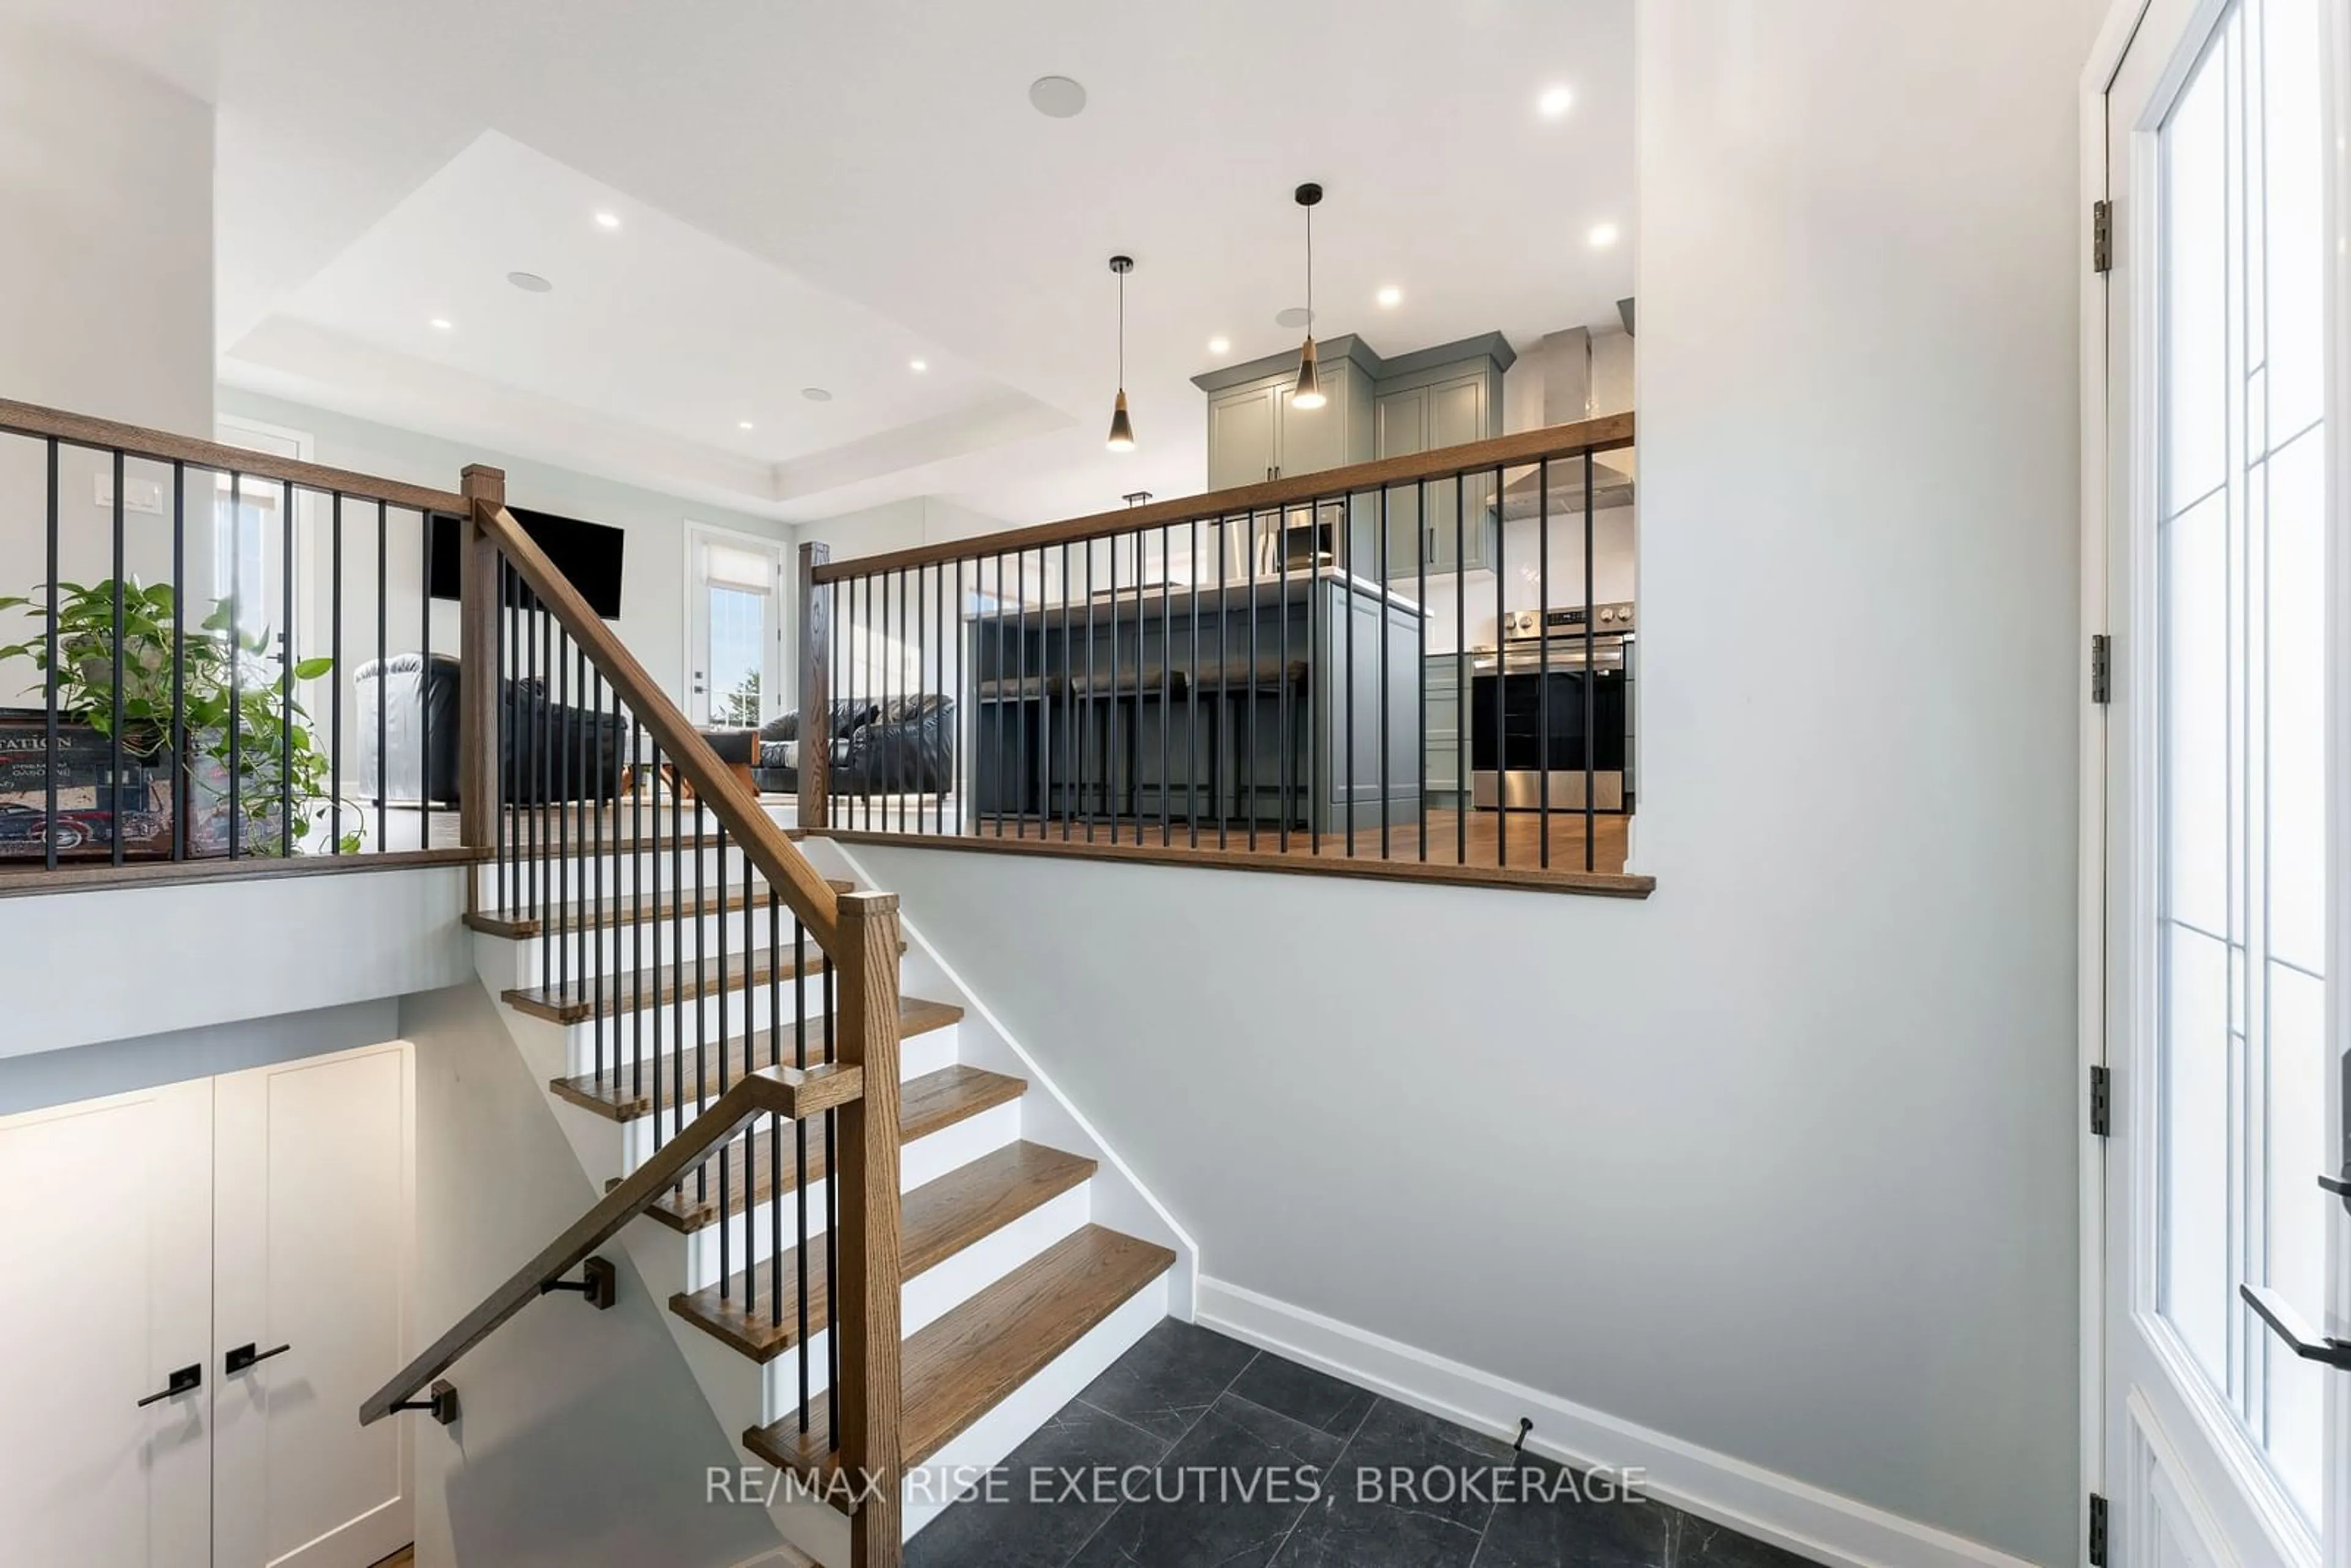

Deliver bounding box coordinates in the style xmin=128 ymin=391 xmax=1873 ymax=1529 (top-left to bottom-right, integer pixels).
xmin=2322 ymin=1170 xmax=2349 ymax=1213
xmin=225 ymin=1342 xmax=291 ymax=1375
xmin=2240 ymin=1285 xmax=2351 ymax=1371
xmin=137 ymin=1364 xmax=201 ymax=1408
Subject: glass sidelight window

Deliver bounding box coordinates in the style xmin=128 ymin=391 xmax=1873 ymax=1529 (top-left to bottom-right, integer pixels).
xmin=2153 ymin=0 xmax=2328 ymax=1523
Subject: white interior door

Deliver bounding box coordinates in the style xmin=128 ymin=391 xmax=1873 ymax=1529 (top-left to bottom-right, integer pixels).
xmin=685 ymin=527 xmax=784 ymax=726
xmin=213 ymin=1043 xmax=414 ymax=1568
xmin=0 ymin=1081 xmax=214 ymax=1568
xmin=2103 ymin=0 xmax=2351 ymax=1563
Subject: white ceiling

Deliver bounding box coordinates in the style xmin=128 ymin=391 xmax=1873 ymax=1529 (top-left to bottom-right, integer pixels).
xmin=37 ymin=0 xmax=1637 ymax=534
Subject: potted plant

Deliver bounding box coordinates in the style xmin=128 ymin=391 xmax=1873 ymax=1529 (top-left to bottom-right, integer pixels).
xmin=0 ymin=579 xmax=361 ymax=856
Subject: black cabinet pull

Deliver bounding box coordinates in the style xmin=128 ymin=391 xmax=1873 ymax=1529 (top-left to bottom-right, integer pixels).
xmin=225 ymin=1342 xmax=291 ymax=1375
xmin=2240 ymin=1284 xmax=2351 ymax=1371
xmin=136 ymin=1364 xmax=201 ymax=1407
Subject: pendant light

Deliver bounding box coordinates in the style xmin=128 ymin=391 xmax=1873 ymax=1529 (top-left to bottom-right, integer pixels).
xmin=1290 ymin=183 xmax=1327 ymax=410
xmin=1106 ymin=255 xmax=1137 ymax=451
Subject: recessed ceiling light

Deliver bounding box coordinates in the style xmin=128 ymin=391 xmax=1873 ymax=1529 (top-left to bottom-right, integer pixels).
xmin=429 ymin=317 xmax=453 ymax=331
xmin=1376 ymin=285 xmax=1403 ymax=309
xmin=909 ymin=359 xmax=928 ymax=373
xmin=1588 ymin=222 xmax=1621 ymax=248
xmin=801 ymin=387 xmax=833 ymax=402
xmin=1028 ymin=75 xmax=1087 ymax=118
xmin=737 ymin=420 xmax=755 ymax=430
xmin=1274 ymin=306 xmax=1314 ymax=329
xmin=507 ymin=271 xmax=553 ymax=293
xmin=1207 ymin=335 xmax=1232 ymax=356
xmin=1539 ymin=84 xmax=1574 ymax=119
xmin=594 ymin=211 xmax=621 ymax=230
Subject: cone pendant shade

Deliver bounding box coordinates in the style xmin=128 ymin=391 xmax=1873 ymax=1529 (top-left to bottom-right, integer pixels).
xmin=1107 ymin=388 xmax=1136 ymax=451
xmin=1106 ymin=254 xmax=1137 ymax=451
xmin=1291 ymin=336 xmax=1327 ymax=410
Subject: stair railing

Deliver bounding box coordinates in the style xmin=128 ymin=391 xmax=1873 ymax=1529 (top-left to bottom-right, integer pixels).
xmin=367 ymin=484 xmax=907 ymax=1566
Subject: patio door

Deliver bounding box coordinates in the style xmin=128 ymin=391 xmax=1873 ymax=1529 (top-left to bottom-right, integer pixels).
xmin=2101 ymin=0 xmax=2351 ymax=1563
xmin=684 ymin=526 xmax=784 ymax=726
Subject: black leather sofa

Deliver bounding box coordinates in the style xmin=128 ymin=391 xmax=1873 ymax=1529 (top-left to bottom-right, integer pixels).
xmin=752 ymin=696 xmax=954 ymax=797
xmin=354 ymin=652 xmax=626 ymax=805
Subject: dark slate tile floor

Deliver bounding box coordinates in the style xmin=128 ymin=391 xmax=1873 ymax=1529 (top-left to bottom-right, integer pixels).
xmin=906 ymin=1320 xmax=1824 ymax=1568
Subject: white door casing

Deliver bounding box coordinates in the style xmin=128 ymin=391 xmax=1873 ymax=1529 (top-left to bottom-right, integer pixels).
xmin=684 ymin=524 xmax=786 ymax=727
xmin=2096 ymin=0 xmax=2351 ymax=1564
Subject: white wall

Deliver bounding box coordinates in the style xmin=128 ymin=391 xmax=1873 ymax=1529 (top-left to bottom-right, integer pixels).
xmin=0 ymin=866 xmax=471 ymax=1058
xmin=827 ymin=1 xmax=2095 ymax=1563
xmin=400 ymin=983 xmax=783 ymax=1568
xmin=216 ymin=389 xmax=800 ymax=716
xmin=0 ymin=18 xmax=212 ymax=435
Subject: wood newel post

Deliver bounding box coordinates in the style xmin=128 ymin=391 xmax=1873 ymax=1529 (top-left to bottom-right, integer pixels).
xmin=457 ymin=465 xmax=506 ymax=876
xmin=799 ymin=541 xmax=832 ymax=832
xmin=834 ymin=889 xmax=903 ymax=1566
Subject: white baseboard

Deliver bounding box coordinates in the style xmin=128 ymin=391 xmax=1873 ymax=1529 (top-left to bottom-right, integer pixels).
xmin=1195 ymin=1276 xmax=2036 ymax=1568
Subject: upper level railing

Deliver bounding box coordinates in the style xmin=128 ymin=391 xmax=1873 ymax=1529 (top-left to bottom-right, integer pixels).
xmin=0 ymin=397 xmax=479 ymax=883
xmin=797 ymin=413 xmax=1651 ymax=895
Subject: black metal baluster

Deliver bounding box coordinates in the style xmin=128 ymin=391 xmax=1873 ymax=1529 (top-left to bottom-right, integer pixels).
xmin=1106 ymin=539 xmax=1119 ymax=842
xmin=1539 ymin=457 xmax=1552 ymax=871
xmin=1218 ymin=517 xmax=1229 ymax=850
xmin=742 ymin=844 xmax=759 ymax=1322
xmin=1188 ymin=517 xmax=1201 ymax=849
xmin=675 ymin=763 xmax=692 ymax=1202
xmin=592 ymin=668 xmax=605 ymax=1091
xmin=646 ymin=736 xmax=662 ymax=1149
xmin=629 ymin=703 xmax=644 ymax=1109
xmin=1417 ymin=479 xmax=1427 ymax=862
xmin=938 ymin=561 xmax=950 ymax=837
xmin=769 ymin=888 xmax=785 ymax=1331
xmin=228 ymin=472 xmax=244 ymax=859
xmin=1583 ymin=448 xmax=1597 ymax=872
xmin=375 ymin=500 xmax=387 ymax=856
xmin=279 ymin=479 xmax=293 ymax=857
xmin=793 ymin=912 xmax=810 ymax=1392
xmin=171 ymin=462 xmax=187 ymax=863
xmin=1378 ymin=487 xmax=1390 ymax=861
xmin=1277 ymin=513 xmax=1290 ymax=853
xmin=1492 ymin=469 xmax=1505 ymax=869
xmin=1245 ymin=517 xmax=1258 ymax=850
xmin=823 ymin=956 xmax=837 ymax=1454
xmin=1083 ymin=543 xmax=1096 ymax=841
xmin=1016 ymin=551 xmax=1029 ymax=838
xmin=419 ymin=510 xmax=431 ymax=851
xmin=1455 ymin=475 xmax=1467 ymax=869
xmin=42 ymin=441 xmax=57 ymax=871
xmin=947 ymin=562 xmax=960 ymax=835
xmin=1159 ymin=527 xmax=1171 ymax=846
xmin=1305 ymin=503 xmax=1319 ymax=861
xmin=107 ymin=454 xmax=126 ymax=866
xmin=331 ymin=494 xmax=344 ymax=858
xmin=538 ymin=608 xmax=552 ymax=985
xmin=717 ymin=825 xmax=731 ymax=1303
xmin=1345 ymin=498 xmax=1356 ymax=860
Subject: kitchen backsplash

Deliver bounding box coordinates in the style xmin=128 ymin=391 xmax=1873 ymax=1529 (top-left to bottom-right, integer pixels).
xmin=1416 ymin=505 xmax=1637 ymax=655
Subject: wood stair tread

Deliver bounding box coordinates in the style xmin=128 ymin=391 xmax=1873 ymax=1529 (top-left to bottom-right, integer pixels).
xmin=501 ymin=931 xmax=899 ymax=1025
xmin=669 ymin=1142 xmax=1098 ymax=1360
xmin=640 ymin=1065 xmax=1027 ymax=1234
xmin=551 ymin=996 xmax=964 ymax=1121
xmin=741 ymin=1226 xmax=1176 ymax=1490
xmin=470 ymin=876 xmax=860 ymax=938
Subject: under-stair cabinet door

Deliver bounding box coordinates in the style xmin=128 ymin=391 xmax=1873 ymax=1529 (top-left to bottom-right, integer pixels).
xmin=213 ymin=1043 xmax=415 ymax=1568
xmin=0 ymin=1080 xmax=215 ymax=1568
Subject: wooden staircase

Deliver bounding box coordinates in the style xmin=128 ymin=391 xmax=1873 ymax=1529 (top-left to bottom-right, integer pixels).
xmin=457 ymin=836 xmax=1178 ymax=1563
xmin=359 ymin=492 xmax=1183 ymax=1568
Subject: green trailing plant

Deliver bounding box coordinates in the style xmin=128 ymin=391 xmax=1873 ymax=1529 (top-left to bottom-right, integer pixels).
xmin=0 ymin=579 xmax=360 ymax=855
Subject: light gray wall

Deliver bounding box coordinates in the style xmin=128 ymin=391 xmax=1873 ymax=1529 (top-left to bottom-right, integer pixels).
xmin=216 ymin=388 xmax=800 ymax=713
xmin=830 ymin=1 xmax=2094 ymax=1562
xmin=0 ymin=998 xmax=398 ymax=1117
xmin=400 ymin=983 xmax=782 ymax=1568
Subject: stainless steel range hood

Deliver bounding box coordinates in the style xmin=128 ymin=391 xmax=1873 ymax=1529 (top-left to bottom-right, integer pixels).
xmin=1500 ymin=323 xmax=1635 ymax=520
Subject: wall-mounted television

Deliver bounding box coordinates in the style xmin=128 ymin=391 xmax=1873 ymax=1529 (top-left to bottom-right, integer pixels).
xmin=429 ymin=506 xmax=626 ymax=620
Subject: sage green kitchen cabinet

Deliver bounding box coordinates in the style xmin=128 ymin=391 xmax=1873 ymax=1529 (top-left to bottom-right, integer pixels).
xmin=1423 ymin=651 xmax=1466 ymax=804
xmin=1207 ymin=383 xmax=1280 ymax=491
xmin=1378 ymin=370 xmax=1499 ymax=578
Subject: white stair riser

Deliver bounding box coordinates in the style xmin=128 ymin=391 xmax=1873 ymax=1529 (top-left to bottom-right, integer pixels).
xmin=751 ymin=1184 xmax=1092 ymax=1419
xmin=503 ymin=901 xmax=804 ymax=988
xmin=899 ymin=1277 xmax=1167 ymax=1543
xmin=474 ymin=838 xmax=733 ymax=903
xmin=677 ymin=1098 xmax=1021 ymax=1288
xmin=615 ymin=1022 xmax=961 ymax=1163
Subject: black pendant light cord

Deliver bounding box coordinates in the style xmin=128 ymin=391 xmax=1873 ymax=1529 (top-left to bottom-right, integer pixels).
xmin=1118 ymin=267 xmax=1125 ymax=388
xmin=1305 ymin=202 xmax=1313 ymax=326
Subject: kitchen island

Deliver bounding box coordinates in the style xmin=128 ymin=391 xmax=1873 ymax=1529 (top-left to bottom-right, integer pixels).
xmin=964 ymin=567 xmax=1422 ymax=838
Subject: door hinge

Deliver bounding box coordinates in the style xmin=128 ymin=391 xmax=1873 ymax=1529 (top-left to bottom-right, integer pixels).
xmin=2088 ymin=1492 xmax=2109 ymax=1565
xmin=2090 ymin=633 xmax=2112 ymax=705
xmin=2091 ymin=1065 xmax=2112 ymax=1138
xmin=2092 ymin=200 xmax=2114 ymax=274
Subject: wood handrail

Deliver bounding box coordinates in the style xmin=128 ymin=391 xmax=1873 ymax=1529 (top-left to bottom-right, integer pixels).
xmin=811 ymin=412 xmax=1635 ymax=581
xmin=360 ymin=1061 xmax=865 ymax=1425
xmin=476 ymin=501 xmax=845 ymax=950
xmin=0 ymin=396 xmax=470 ymax=516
